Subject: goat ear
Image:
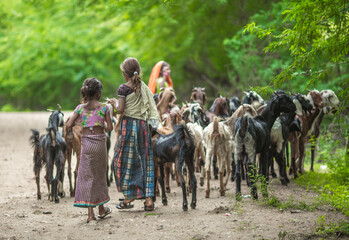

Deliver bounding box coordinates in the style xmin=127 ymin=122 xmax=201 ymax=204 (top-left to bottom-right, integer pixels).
xmin=243 ymin=91 xmax=249 ymax=95
xmin=192 ymin=88 xmax=197 ymax=92
xmin=306 ymin=89 xmax=311 ymax=93
xmin=159 ymin=87 xmax=165 ymax=92
xmin=201 ymin=88 xmax=205 ymax=91
xmin=273 ymin=91 xmax=280 ymax=97
xmin=46 ymin=109 xmax=54 ymax=112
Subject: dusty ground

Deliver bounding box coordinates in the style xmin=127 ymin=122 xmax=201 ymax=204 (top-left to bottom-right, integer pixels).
xmin=0 ymin=112 xmax=348 ymax=240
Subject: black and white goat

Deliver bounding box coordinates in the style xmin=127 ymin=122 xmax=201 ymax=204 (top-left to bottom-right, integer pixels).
xmin=310 ymin=90 xmax=340 ymax=171
xmin=234 ymin=94 xmax=296 ymax=199
xmin=267 ymin=93 xmax=313 ymax=185
xmin=229 ymin=96 xmax=242 ymax=115
xmin=30 ymin=105 xmax=66 ymax=202
xmin=242 ymin=90 xmax=264 ymax=110
xmin=152 ymin=124 xmax=197 ymax=211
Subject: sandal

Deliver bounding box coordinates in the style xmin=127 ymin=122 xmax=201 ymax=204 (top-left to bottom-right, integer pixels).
xmin=97 ymin=206 xmax=112 ymax=219
xmin=144 ymin=202 xmax=154 ymax=211
xmin=116 ymin=201 xmax=134 ymax=210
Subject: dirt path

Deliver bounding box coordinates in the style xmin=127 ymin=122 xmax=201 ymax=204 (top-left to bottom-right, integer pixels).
xmin=0 ymin=112 xmax=347 ymax=240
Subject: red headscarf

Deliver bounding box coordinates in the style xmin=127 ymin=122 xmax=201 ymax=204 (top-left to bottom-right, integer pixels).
xmin=148 ymin=61 xmax=173 ymax=94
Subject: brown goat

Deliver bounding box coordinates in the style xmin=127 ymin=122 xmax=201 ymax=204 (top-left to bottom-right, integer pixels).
xmin=63 ymin=117 xmax=82 ymax=197
xmin=190 ymin=87 xmax=207 ymax=110
xmin=289 ymin=90 xmax=324 ymax=178
xmin=206 ymin=96 xmax=230 ymax=122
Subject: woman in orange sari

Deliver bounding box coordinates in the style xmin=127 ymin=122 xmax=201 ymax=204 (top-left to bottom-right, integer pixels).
xmin=148 ymin=61 xmax=174 ymax=94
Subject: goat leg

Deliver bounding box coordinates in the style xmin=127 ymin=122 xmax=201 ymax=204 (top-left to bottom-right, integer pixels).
xmin=164 ymin=163 xmax=171 ymax=193
xmin=66 ymin=148 xmax=74 ymax=197
xmin=235 ymin=154 xmax=242 ymax=200
xmin=177 ymin=160 xmax=188 ymax=211
xmin=35 ymin=170 xmax=41 ymax=200
xmin=204 ymin=149 xmax=212 ymax=198
xmin=185 ymin=157 xmax=197 ymax=209
xmin=213 ymin=155 xmax=218 ymax=180
xmin=231 ymin=153 xmax=236 ymax=182
xmin=159 ymin=163 xmax=168 ymax=206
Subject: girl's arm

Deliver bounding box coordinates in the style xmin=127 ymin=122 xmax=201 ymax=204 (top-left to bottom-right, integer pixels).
xmin=66 ymin=111 xmax=79 ymax=130
xmin=105 ymin=110 xmax=113 ymax=132
xmin=117 ymin=97 xmax=125 ymax=114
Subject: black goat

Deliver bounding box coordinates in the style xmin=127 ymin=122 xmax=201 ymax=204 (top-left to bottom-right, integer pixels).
xmin=266 ymin=92 xmax=313 ymax=185
xmin=30 ymin=105 xmax=66 ymax=203
xmin=234 ymin=94 xmax=296 ymax=199
xmin=152 ymin=124 xmax=197 ymax=211
xmin=229 ymin=96 xmax=242 ymax=115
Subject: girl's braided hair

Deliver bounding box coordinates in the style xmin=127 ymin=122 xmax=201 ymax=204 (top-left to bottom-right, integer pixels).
xmin=120 ymin=57 xmax=142 ymax=93
xmin=80 ymin=77 xmax=103 ymax=103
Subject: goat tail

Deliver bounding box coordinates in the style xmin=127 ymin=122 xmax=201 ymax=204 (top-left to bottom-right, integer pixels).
xmin=212 ymin=116 xmax=220 ymax=139
xmin=30 ymin=129 xmax=42 ymax=174
xmin=239 ymin=115 xmax=249 ymax=138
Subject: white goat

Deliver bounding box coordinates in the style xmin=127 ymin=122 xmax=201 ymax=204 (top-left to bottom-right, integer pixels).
xmin=186 ymin=122 xmax=205 ymax=186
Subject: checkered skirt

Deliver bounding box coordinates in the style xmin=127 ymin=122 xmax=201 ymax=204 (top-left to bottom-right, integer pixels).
xmin=113 ymin=116 xmax=155 ymax=199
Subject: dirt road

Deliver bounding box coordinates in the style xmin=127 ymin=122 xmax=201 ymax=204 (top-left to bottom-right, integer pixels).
xmin=0 ymin=112 xmax=347 ymax=240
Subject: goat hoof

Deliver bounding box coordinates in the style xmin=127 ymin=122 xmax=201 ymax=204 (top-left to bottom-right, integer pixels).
xmin=199 ymin=179 xmax=204 ymax=187
xmin=205 ymin=191 xmax=210 ymax=198
xmin=214 ymin=175 xmax=218 ymax=180
xmin=220 ymin=191 xmax=225 ymax=197
xmin=286 ymin=178 xmax=290 ymax=183
xmin=272 ymin=173 xmax=277 ymax=178
xmin=55 ymin=198 xmax=60 ymax=203
xmin=280 ymin=179 xmax=288 ymax=186
xmin=70 ymin=192 xmax=75 ymax=197
xmin=182 ymin=204 xmax=188 ymax=211
xmin=37 ymin=194 xmax=41 ymax=200
xmin=58 ymin=191 xmax=65 ymax=198
xmin=230 ymin=176 xmax=235 ymax=182
xmin=162 ymin=199 xmax=168 ymax=206
xmin=190 ymin=203 xmax=196 ymax=209
xmin=165 ymin=187 xmax=171 ymax=193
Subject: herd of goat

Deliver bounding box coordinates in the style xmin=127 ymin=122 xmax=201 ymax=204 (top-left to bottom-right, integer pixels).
xmin=29 ymin=87 xmax=340 ymax=211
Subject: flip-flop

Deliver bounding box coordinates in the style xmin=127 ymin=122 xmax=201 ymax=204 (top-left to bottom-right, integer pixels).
xmin=97 ymin=206 xmax=112 ymax=219
xmin=116 ymin=201 xmax=134 ymax=210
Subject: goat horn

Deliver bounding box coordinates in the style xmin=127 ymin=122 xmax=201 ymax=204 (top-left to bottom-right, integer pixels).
xmin=243 ymin=91 xmax=249 ymax=95
xmin=306 ymin=89 xmax=311 ymax=93
xmin=57 ymin=104 xmax=62 ymax=112
xmin=274 ymin=92 xmax=280 ymax=97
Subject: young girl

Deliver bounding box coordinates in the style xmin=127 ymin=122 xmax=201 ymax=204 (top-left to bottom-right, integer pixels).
xmin=108 ymin=57 xmax=159 ymax=211
xmin=66 ymin=77 xmax=113 ymax=223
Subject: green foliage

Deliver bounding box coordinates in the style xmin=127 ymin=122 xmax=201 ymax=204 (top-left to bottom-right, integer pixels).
xmin=0 ymin=0 xmax=278 ymax=110
xmin=260 ymin=192 xmax=320 ymax=212
xmin=316 ymin=215 xmax=349 ymax=237
xmin=225 ymin=0 xmax=348 ymax=101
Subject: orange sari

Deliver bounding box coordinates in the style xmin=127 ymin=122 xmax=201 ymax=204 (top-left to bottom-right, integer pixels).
xmin=148 ymin=61 xmax=173 ymax=94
